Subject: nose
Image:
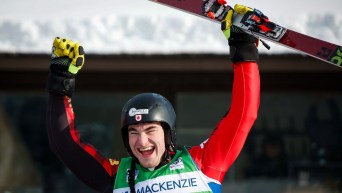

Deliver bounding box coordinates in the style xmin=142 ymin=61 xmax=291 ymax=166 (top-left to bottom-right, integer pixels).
xmin=137 ymin=132 xmax=149 ymax=146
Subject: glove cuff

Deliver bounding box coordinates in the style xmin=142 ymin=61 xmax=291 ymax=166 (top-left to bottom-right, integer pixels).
xmin=46 ymin=73 xmax=75 ymax=97
xmin=228 ymin=26 xmax=259 ymax=63
xmin=229 ymin=43 xmax=259 ymax=63
xmin=46 ymin=57 xmax=76 ymax=97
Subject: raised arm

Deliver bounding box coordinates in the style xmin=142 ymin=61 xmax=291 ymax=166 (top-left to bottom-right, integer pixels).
xmin=189 ymin=9 xmax=260 ymax=182
xmin=46 ymin=37 xmax=117 ymax=193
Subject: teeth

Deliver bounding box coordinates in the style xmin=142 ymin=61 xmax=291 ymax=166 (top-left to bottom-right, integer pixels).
xmin=139 ymin=147 xmax=153 ymax=151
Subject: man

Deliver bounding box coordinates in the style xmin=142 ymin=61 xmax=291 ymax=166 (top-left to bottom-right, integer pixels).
xmin=46 ymin=6 xmax=260 ymax=193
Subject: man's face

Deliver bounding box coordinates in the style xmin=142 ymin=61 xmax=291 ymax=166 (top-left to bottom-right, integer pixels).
xmin=128 ymin=122 xmax=166 ymax=169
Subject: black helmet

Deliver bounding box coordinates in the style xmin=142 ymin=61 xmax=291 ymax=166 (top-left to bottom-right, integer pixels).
xmin=121 ymin=93 xmax=176 ymax=154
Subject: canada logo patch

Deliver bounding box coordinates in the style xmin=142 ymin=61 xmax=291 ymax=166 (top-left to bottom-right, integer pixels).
xmin=135 ymin=114 xmax=142 ymax=121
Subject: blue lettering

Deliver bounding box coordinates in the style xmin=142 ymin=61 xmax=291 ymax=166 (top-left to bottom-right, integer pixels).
xmin=145 ymin=185 xmax=152 ymax=193
xmin=151 ymin=183 xmax=159 ymax=192
xmin=166 ymin=181 xmax=173 ymax=190
xmin=173 ymin=180 xmax=181 ymax=189
xmin=159 ymin=182 xmax=166 ymax=191
xmin=135 ymin=177 xmax=199 ymax=192
xmin=181 ymin=179 xmax=188 ymax=188
xmin=190 ymin=178 xmax=197 ymax=187
xmin=137 ymin=187 xmax=145 ymax=193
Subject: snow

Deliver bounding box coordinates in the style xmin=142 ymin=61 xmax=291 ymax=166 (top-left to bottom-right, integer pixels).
xmin=0 ymin=0 xmax=341 ymax=54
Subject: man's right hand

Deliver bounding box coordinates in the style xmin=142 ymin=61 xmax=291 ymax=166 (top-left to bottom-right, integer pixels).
xmin=52 ymin=37 xmax=85 ymax=75
xmin=47 ymin=37 xmax=85 ymax=97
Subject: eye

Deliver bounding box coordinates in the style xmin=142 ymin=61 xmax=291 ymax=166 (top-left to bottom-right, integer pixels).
xmin=146 ymin=128 xmax=157 ymax=134
xmin=128 ymin=130 xmax=138 ymax=135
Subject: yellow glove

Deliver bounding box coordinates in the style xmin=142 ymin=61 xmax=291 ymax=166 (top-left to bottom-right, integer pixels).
xmin=221 ymin=7 xmax=234 ymax=39
xmin=234 ymin=4 xmax=253 ymax=15
xmin=221 ymin=4 xmax=255 ymax=40
xmin=52 ymin=37 xmax=85 ymax=74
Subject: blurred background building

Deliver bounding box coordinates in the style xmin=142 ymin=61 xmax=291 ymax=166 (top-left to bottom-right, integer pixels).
xmin=1 ymin=53 xmax=341 ymax=193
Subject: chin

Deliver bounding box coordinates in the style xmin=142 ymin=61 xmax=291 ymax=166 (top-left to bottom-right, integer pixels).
xmin=140 ymin=160 xmax=158 ymax=168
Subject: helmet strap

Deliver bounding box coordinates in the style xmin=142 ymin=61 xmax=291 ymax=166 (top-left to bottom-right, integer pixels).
xmin=128 ymin=159 xmax=136 ymax=193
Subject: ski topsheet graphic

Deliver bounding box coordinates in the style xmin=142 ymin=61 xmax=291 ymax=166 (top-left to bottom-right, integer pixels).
xmin=149 ymin=0 xmax=342 ymax=68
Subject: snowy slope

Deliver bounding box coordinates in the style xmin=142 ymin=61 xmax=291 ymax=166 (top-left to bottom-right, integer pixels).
xmin=0 ymin=13 xmax=341 ymax=54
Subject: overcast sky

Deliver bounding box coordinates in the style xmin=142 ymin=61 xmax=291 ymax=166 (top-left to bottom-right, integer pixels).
xmin=1 ymin=0 xmax=341 ymax=21
xmin=0 ymin=0 xmax=341 ymax=54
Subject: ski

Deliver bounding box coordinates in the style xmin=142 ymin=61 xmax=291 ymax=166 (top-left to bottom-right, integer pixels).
xmin=149 ymin=0 xmax=342 ymax=68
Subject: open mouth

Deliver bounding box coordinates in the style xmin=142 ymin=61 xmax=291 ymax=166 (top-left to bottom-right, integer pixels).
xmin=138 ymin=146 xmax=155 ymax=156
